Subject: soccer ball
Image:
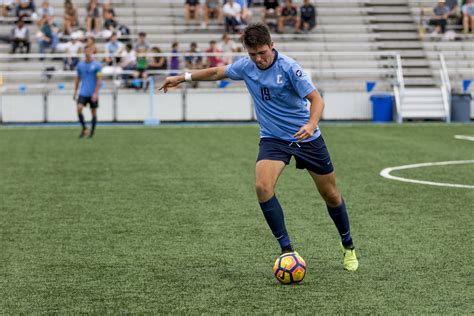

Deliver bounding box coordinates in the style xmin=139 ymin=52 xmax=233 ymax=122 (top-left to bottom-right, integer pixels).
xmin=273 ymin=252 xmax=306 ymax=284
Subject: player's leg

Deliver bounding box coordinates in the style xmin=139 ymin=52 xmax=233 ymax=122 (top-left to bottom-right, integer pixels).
xmin=256 ymin=159 xmax=294 ymax=253
xmin=308 ymin=170 xmax=358 ymax=271
xmin=76 ymin=101 xmax=88 ymax=138
xmin=89 ymin=102 xmax=98 ymax=138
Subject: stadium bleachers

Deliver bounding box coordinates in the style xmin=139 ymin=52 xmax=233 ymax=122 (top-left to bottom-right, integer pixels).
xmin=0 ymin=0 xmax=472 ymax=119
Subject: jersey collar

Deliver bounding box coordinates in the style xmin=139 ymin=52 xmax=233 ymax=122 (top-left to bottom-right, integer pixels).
xmin=256 ymin=49 xmax=278 ymax=71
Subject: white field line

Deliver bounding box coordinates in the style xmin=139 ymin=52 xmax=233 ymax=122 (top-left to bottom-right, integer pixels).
xmin=455 ymin=135 xmax=474 ymax=142
xmin=380 ymin=160 xmax=474 ymax=189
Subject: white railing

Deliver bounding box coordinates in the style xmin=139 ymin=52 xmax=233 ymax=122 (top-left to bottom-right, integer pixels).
xmin=394 ymin=53 xmax=404 ymax=123
xmin=439 ymin=53 xmax=451 ymax=122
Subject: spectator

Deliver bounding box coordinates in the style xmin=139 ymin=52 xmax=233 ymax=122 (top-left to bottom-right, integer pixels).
xmin=219 ymin=33 xmax=236 ymax=64
xmin=120 ymin=43 xmax=136 ymax=70
xmin=62 ymin=0 xmax=78 ymax=35
xmin=16 ymin=0 xmax=35 ymax=18
xmin=223 ymin=0 xmax=242 ymax=33
xmin=86 ymin=0 xmax=101 ymax=35
xmin=84 ymin=35 xmax=99 ymax=54
xmin=278 ymin=0 xmax=299 ymax=33
xmin=10 ymin=18 xmax=30 ymax=54
xmin=203 ymin=0 xmax=221 ymax=27
xmin=185 ymin=42 xmax=203 ymax=87
xmin=101 ymin=1 xmax=115 ymax=19
xmin=134 ymin=32 xmax=150 ymax=52
xmin=148 ymin=46 xmax=168 ymax=73
xmin=463 ymin=0 xmax=474 ymax=32
xmin=104 ymin=32 xmax=123 ymax=65
xmin=205 ymin=40 xmax=223 ymax=67
xmin=132 ymin=46 xmax=148 ymax=89
xmin=429 ymin=0 xmax=450 ymax=34
xmin=2 ymin=0 xmax=14 ymax=17
xmin=38 ymin=14 xmax=59 ymax=54
xmin=232 ymin=46 xmax=244 ymax=63
xmin=170 ymin=41 xmax=180 ymax=76
xmin=300 ymin=0 xmax=316 ymax=33
xmin=185 ymin=0 xmax=201 ymax=25
xmin=445 ymin=0 xmax=459 ymax=17
xmin=235 ymin=0 xmax=252 ymax=23
xmin=33 ymin=0 xmax=53 ymax=27
xmin=63 ymin=34 xmax=82 ymax=70
xmin=103 ymin=8 xmax=117 ymax=32
xmin=262 ymin=0 xmax=279 ymax=25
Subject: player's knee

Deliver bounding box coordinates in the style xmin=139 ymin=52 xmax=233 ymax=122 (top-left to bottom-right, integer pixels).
xmin=255 ymin=182 xmax=274 ymax=201
xmin=321 ymin=189 xmax=341 ymax=206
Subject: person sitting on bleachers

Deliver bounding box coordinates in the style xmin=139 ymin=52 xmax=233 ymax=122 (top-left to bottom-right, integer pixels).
xmin=147 ymin=46 xmax=168 ymax=74
xmin=185 ymin=0 xmax=201 ymax=25
xmin=2 ymin=0 xmax=14 ymax=17
xmin=170 ymin=41 xmax=180 ymax=76
xmin=132 ymin=47 xmax=149 ymax=90
xmin=84 ymin=35 xmax=98 ymax=54
xmin=203 ymin=0 xmax=221 ymax=28
xmin=185 ymin=42 xmax=204 ymax=87
xmin=219 ymin=33 xmax=236 ymax=65
xmin=223 ymin=0 xmax=242 ymax=33
xmin=103 ymin=8 xmax=117 ymax=33
xmin=463 ymin=0 xmax=474 ymax=32
xmin=63 ymin=34 xmax=83 ymax=70
xmin=205 ymin=40 xmax=224 ymax=68
xmin=61 ymin=0 xmax=78 ymax=35
xmin=262 ymin=0 xmax=279 ymax=26
xmin=235 ymin=0 xmax=252 ymax=24
xmin=278 ymin=0 xmax=300 ymax=33
xmin=37 ymin=14 xmax=58 ymax=54
xmin=429 ymin=0 xmax=450 ymax=34
xmin=300 ymin=0 xmax=316 ymax=33
xmin=134 ymin=32 xmax=150 ymax=52
xmin=33 ymin=0 xmax=53 ymax=27
xmin=104 ymin=32 xmax=123 ymax=65
xmin=16 ymin=0 xmax=35 ymax=19
xmin=445 ymin=0 xmax=459 ymax=17
xmin=10 ymin=18 xmax=30 ymax=54
xmin=86 ymin=0 xmax=101 ymax=35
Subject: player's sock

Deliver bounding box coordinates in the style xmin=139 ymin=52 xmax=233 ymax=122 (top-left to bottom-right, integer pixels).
xmin=327 ymin=198 xmax=353 ymax=249
xmin=259 ymin=195 xmax=292 ymax=251
xmin=78 ymin=112 xmax=86 ymax=130
xmin=90 ymin=116 xmax=97 ymax=136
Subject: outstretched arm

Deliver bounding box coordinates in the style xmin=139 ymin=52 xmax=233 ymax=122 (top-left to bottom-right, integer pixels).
xmin=159 ymin=66 xmax=228 ymax=93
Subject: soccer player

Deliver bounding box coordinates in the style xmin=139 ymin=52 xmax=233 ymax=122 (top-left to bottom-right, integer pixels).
xmin=73 ymin=46 xmax=102 ymax=138
xmin=159 ymin=23 xmax=358 ymax=272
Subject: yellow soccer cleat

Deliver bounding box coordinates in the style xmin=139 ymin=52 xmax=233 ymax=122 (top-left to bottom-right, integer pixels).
xmin=340 ymin=243 xmax=359 ymax=272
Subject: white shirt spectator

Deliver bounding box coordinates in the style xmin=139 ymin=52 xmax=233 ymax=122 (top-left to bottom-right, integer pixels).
xmin=223 ymin=1 xmax=241 ymax=18
xmin=13 ymin=26 xmax=29 ymax=39
xmin=121 ymin=49 xmax=137 ymax=68
xmin=66 ymin=40 xmax=83 ymax=55
xmin=219 ymin=39 xmax=237 ymax=53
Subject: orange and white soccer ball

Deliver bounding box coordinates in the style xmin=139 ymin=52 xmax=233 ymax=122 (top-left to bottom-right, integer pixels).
xmin=273 ymin=252 xmax=306 ymax=284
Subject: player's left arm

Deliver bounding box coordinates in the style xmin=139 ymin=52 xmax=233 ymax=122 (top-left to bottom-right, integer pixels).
xmin=92 ymin=71 xmax=103 ymax=102
xmin=293 ymin=90 xmax=324 ymax=142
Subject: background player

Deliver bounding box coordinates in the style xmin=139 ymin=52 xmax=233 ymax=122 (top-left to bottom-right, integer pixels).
xmin=73 ymin=46 xmax=102 ymax=138
xmin=159 ymin=23 xmax=358 ymax=272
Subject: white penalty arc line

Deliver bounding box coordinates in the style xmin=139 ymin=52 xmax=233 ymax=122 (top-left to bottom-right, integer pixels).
xmin=455 ymin=135 xmax=474 ymax=142
xmin=380 ymin=160 xmax=474 ymax=189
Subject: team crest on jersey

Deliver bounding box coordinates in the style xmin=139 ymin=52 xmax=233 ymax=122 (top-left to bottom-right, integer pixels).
xmin=277 ymin=74 xmax=283 ymax=84
xmin=296 ymin=70 xmax=302 ymax=77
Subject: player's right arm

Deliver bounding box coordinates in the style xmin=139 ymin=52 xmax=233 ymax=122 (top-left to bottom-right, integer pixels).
xmin=159 ymin=66 xmax=228 ymax=93
xmin=73 ymin=75 xmax=80 ymax=101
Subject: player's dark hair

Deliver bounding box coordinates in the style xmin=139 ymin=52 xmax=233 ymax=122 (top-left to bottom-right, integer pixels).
xmin=240 ymin=23 xmax=272 ymax=49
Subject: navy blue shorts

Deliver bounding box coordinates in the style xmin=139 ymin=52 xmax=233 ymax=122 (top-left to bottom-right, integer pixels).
xmin=257 ymin=137 xmax=334 ymax=175
xmin=78 ymin=95 xmax=98 ymax=109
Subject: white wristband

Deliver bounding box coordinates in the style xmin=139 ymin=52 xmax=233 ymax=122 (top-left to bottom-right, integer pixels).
xmin=184 ymin=72 xmax=192 ymax=82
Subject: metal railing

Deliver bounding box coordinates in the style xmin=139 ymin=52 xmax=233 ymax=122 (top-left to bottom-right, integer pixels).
xmin=394 ymin=53 xmax=404 ymax=123
xmin=439 ymin=53 xmax=451 ymax=123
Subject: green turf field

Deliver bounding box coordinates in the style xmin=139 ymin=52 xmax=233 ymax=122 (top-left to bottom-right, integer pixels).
xmin=1 ymin=123 xmax=473 ymax=313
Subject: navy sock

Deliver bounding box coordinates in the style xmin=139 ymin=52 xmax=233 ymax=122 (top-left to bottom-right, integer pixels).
xmin=327 ymin=198 xmax=353 ymax=248
xmin=91 ymin=116 xmax=97 ymax=133
xmin=78 ymin=113 xmax=85 ymax=129
xmin=259 ymin=195 xmax=292 ymax=250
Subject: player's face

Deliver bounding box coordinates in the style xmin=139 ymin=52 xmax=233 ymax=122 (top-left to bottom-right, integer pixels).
xmin=247 ymin=44 xmax=274 ymax=69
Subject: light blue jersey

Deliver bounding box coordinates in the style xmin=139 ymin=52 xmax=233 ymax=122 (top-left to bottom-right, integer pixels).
xmin=77 ymin=60 xmax=102 ymax=97
xmin=225 ymin=49 xmax=320 ymax=142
